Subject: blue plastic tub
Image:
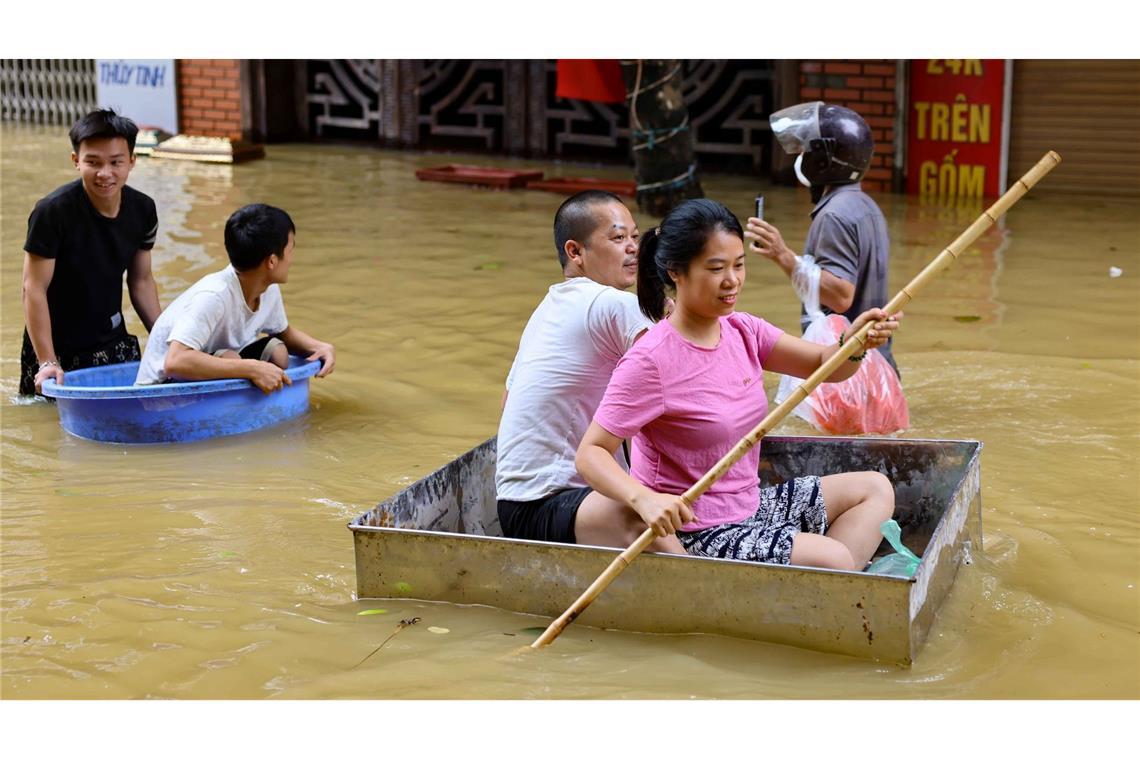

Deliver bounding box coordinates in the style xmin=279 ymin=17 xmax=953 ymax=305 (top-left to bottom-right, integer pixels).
xmin=41 ymin=358 xmax=322 ymax=444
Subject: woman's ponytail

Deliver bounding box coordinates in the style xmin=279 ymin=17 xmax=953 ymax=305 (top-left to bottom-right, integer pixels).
xmin=636 ymin=227 xmax=668 ymax=321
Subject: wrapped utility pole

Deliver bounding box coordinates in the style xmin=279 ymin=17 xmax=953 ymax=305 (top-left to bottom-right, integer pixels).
xmin=621 ymin=60 xmax=703 ymax=216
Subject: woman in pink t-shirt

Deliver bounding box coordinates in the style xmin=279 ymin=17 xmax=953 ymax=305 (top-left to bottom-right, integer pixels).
xmin=576 ymin=199 xmax=901 ymax=570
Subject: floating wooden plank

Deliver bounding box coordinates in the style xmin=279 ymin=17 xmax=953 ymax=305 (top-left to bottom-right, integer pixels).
xmin=414 ymin=164 xmax=543 ymax=189
xmin=525 ymin=176 xmax=636 ymax=197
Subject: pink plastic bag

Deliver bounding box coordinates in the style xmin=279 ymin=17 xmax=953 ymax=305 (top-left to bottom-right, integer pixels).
xmin=775 ymin=313 xmax=909 ymax=435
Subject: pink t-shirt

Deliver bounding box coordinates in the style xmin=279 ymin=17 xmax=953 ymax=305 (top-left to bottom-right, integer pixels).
xmin=593 ymin=312 xmax=784 ymax=531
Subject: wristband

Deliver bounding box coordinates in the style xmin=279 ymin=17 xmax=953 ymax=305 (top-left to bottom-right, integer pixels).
xmin=38 ymin=359 xmax=60 ymax=370
xmin=837 ymin=331 xmax=867 ymax=362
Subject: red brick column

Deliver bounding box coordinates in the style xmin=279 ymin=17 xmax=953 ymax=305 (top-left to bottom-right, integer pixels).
xmin=176 ymin=59 xmax=244 ymax=140
xmin=798 ymin=60 xmax=899 ymax=193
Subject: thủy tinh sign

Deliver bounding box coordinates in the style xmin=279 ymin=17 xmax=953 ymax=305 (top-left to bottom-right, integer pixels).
xmin=95 ymin=59 xmax=179 ymax=135
xmin=906 ymin=59 xmax=1012 ymax=199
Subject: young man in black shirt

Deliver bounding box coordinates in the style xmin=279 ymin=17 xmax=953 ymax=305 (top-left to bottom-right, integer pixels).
xmin=20 ymin=108 xmax=162 ymax=396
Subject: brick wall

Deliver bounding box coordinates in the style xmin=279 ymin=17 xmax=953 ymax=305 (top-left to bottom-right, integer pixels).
xmin=799 ymin=60 xmax=898 ymax=193
xmin=177 ymin=59 xmax=244 ymax=140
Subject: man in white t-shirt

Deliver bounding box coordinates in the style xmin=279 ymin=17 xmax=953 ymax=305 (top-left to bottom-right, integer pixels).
xmin=135 ymin=203 xmax=335 ymax=390
xmin=496 ymin=191 xmax=684 ymax=553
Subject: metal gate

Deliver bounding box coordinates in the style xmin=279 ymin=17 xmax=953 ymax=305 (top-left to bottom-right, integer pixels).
xmin=0 ymin=59 xmax=97 ymax=126
xmin=305 ymin=59 xmax=777 ymax=173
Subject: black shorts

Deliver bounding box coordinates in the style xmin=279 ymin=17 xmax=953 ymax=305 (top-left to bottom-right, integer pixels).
xmin=19 ymin=328 xmax=141 ymax=397
xmin=497 ymin=486 xmax=592 ymax=544
xmin=212 ymin=335 xmax=284 ymax=362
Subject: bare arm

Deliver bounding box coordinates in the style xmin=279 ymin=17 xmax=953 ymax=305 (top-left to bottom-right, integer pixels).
xmin=164 ymin=340 xmax=290 ymax=394
xmin=126 ymin=249 xmax=162 ymax=331
xmin=818 ymin=270 xmax=855 ymax=313
xmin=764 ymin=308 xmax=902 ymax=382
xmin=21 ymin=252 xmax=64 ymax=391
xmin=575 ymin=421 xmax=693 ymax=536
xmin=274 ymin=325 xmax=335 ymax=377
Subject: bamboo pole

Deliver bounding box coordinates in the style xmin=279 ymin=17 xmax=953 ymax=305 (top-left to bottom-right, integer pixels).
xmin=530 ymin=151 xmax=1062 ymax=650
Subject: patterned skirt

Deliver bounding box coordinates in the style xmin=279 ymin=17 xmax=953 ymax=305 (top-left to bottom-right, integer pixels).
xmin=677 ymin=476 xmax=828 ymax=565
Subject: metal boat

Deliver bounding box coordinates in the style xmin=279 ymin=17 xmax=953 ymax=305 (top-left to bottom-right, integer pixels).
xmin=349 ymin=435 xmax=982 ymax=665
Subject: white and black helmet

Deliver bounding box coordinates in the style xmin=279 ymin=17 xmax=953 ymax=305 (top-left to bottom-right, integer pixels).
xmin=770 ymin=101 xmax=874 ymax=187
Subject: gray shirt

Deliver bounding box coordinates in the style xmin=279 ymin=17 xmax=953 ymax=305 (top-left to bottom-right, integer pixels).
xmin=801 ymin=183 xmax=897 ymax=375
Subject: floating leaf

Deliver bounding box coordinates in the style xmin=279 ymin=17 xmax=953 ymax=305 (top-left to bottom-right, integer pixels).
xmin=395 ymin=582 xmax=412 ymax=593
xmin=427 ymin=626 xmax=449 ymax=634
xmin=217 ymin=551 xmax=238 ymax=559
xmin=357 ymin=609 xmax=388 ymax=616
xmin=953 ymin=315 xmax=982 ymax=323
xmin=519 ymin=627 xmax=547 ymax=635
xmin=474 ymin=262 xmax=501 ymax=271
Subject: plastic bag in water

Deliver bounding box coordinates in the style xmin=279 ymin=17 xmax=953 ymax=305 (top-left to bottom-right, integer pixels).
xmin=866 ymin=519 xmax=921 ymax=577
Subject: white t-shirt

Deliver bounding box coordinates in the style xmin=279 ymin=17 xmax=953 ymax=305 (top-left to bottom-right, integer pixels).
xmin=495 ymin=277 xmax=652 ymax=501
xmin=135 ymin=265 xmax=288 ymax=384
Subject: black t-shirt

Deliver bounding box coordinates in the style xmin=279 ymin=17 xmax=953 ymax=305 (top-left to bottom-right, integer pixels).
xmin=24 ymin=180 xmax=158 ymax=354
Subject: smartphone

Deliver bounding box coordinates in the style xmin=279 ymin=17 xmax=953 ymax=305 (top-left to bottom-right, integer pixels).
xmin=754 ymin=195 xmax=765 ymax=221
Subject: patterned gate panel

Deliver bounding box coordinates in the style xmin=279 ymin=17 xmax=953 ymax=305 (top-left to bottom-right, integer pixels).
xmin=1 ymin=59 xmax=97 ymax=126
xmin=539 ymin=60 xmax=776 ymax=171
xmin=541 ymin=60 xmax=630 ymax=159
xmin=303 ymin=59 xmax=777 ymax=171
xmin=306 ymin=59 xmax=383 ymax=139
xmin=684 ymin=60 xmax=775 ymax=172
xmin=305 ymin=59 xmax=524 ymax=151
xmin=416 ymin=60 xmax=510 ymax=152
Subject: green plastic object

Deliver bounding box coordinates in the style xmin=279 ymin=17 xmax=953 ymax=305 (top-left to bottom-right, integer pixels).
xmin=867 ymin=519 xmax=921 ymax=577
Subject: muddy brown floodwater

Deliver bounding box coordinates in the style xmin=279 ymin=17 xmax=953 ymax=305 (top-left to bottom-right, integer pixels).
xmin=2 ymin=124 xmax=1137 ymax=702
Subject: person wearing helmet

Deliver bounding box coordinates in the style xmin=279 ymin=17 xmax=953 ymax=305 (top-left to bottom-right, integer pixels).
xmin=745 ymin=102 xmax=898 ymax=376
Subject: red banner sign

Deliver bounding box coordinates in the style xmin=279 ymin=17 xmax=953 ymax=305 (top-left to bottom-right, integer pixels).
xmin=906 ymin=59 xmax=1008 ymax=199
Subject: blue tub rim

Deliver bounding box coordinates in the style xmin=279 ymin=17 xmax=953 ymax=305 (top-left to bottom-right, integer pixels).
xmin=41 ymin=358 xmax=322 ymax=400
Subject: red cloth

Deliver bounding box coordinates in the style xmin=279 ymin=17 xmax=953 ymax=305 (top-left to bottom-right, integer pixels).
xmin=555 ymin=60 xmax=626 ymax=104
